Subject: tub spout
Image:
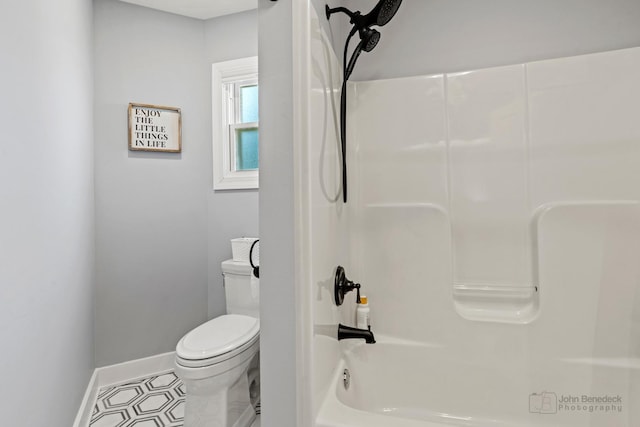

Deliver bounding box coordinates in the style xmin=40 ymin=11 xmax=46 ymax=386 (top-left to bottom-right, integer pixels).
xmin=337 ymin=323 xmax=376 ymax=344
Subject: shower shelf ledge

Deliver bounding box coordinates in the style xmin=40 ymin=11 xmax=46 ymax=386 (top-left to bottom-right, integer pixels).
xmin=453 ymin=283 xmax=540 ymax=324
xmin=363 ymin=202 xmax=448 ymax=213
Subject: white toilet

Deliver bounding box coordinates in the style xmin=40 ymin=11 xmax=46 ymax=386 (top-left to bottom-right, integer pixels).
xmin=175 ymin=260 xmax=260 ymax=427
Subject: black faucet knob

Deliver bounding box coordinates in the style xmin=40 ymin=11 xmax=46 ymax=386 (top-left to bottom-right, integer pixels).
xmin=334 ymin=266 xmax=361 ymax=306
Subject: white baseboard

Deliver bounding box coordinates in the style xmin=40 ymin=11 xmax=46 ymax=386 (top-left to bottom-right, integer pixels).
xmin=72 ymin=369 xmax=98 ymax=427
xmin=73 ymin=351 xmax=176 ymax=427
xmin=96 ymin=351 xmax=176 ymax=388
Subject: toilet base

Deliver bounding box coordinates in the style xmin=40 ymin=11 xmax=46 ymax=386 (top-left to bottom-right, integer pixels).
xmin=179 ymin=352 xmax=259 ymax=427
xmin=182 ymin=374 xmax=256 ymax=427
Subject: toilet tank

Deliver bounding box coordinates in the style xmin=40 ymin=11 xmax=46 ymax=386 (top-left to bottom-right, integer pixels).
xmin=221 ymin=260 xmax=259 ymax=318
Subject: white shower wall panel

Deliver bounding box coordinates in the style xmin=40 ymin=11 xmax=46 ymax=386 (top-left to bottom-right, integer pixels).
xmin=350 ymin=76 xmax=448 ymax=206
xmin=534 ymin=203 xmax=640 ymax=360
xmin=447 ymin=65 xmax=531 ymax=289
xmin=357 ymin=205 xmax=452 ymax=343
xmin=348 ymin=75 xmax=452 ymax=342
xmin=528 ymin=48 xmax=640 ymax=204
xmin=350 ymin=46 xmax=640 ymax=327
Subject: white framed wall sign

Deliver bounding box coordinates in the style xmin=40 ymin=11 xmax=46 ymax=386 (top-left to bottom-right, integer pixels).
xmin=128 ymin=103 xmax=182 ymax=153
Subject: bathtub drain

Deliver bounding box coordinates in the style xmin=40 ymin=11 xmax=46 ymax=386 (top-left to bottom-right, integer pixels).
xmin=343 ymin=368 xmax=350 ymax=390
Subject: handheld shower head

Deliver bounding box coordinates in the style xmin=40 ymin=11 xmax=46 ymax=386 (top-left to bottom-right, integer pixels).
xmin=360 ymin=27 xmax=381 ymax=52
xmin=345 ymin=29 xmax=380 ymax=80
xmin=325 ymin=0 xmax=403 ymax=203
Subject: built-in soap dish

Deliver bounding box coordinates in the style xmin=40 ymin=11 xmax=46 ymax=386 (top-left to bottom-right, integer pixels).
xmin=453 ymin=284 xmax=540 ymax=324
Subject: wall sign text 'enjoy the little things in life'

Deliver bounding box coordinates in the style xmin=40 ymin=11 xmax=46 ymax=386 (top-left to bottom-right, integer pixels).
xmin=128 ymin=103 xmax=182 ymax=153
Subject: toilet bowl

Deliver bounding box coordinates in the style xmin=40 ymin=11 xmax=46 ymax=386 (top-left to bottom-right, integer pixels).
xmin=175 ymin=260 xmax=260 ymax=427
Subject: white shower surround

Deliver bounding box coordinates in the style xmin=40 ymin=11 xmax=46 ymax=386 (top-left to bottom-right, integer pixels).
xmin=297 ymin=4 xmax=640 ymax=426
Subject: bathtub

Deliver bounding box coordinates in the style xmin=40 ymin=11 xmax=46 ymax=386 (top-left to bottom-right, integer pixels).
xmin=316 ymin=338 xmax=636 ymax=427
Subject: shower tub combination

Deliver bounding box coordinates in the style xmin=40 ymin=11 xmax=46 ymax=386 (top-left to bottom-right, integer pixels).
xmin=303 ymin=1 xmax=640 ymax=426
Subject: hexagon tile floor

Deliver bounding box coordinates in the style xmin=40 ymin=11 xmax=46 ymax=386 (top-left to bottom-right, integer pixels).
xmin=89 ymin=371 xmax=261 ymax=427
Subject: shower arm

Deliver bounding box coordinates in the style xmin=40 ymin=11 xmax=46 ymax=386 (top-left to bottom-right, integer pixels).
xmin=326 ymin=6 xmax=360 ymax=23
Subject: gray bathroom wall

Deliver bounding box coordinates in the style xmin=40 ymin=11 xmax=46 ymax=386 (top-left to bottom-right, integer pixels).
xmin=203 ymin=11 xmax=259 ymax=319
xmin=0 ymin=0 xmax=95 ymax=425
xmin=94 ymin=0 xmax=209 ymax=366
xmin=258 ymin=0 xmax=299 ymax=426
xmin=329 ymin=0 xmax=640 ymax=80
xmin=94 ymin=1 xmax=258 ymax=366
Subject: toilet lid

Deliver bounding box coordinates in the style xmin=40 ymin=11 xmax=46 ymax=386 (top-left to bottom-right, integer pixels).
xmin=177 ymin=314 xmax=260 ymax=360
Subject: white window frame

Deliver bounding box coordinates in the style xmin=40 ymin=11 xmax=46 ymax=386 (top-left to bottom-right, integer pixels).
xmin=212 ymin=56 xmax=259 ymax=190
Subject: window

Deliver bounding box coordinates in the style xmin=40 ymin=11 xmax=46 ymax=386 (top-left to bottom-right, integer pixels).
xmin=212 ymin=57 xmax=259 ymax=190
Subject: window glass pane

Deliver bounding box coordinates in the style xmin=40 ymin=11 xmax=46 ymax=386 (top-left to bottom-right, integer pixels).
xmin=236 ymin=128 xmax=259 ymax=170
xmin=240 ymin=85 xmax=259 ymax=123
